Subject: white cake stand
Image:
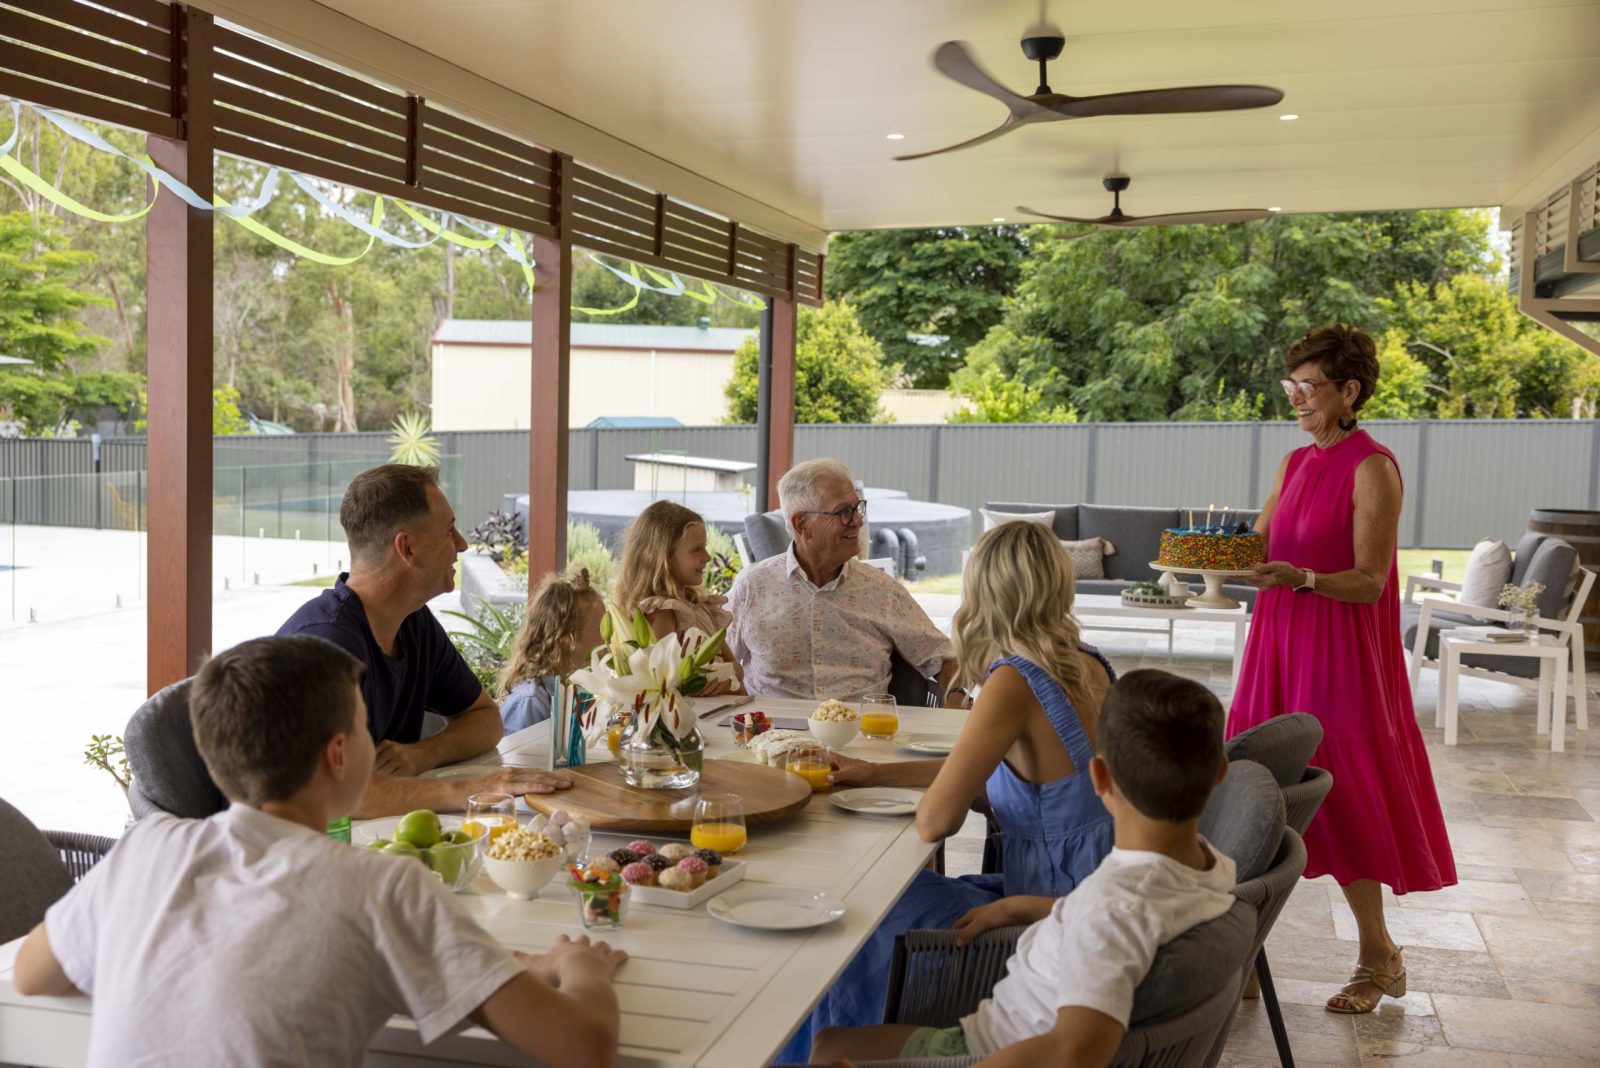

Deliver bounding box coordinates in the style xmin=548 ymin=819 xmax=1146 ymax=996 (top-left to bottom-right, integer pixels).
xmin=1148 ymin=561 xmax=1256 ymax=610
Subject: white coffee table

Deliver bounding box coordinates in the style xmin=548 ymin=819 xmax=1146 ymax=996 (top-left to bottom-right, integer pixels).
xmin=1072 ymin=594 xmax=1251 ymax=685
xmin=1436 ymin=632 xmax=1571 ymax=751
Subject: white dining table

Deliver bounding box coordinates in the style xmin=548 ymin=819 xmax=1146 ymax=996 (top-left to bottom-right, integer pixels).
xmin=0 ymin=696 xmax=964 ymax=1068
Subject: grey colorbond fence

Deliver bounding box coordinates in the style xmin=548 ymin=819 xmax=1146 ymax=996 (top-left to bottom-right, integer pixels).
xmin=2 ymin=420 xmax=1597 ymax=551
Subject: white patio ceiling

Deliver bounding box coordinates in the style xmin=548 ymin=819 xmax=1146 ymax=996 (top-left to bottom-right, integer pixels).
xmin=216 ymin=0 xmax=1600 ymax=240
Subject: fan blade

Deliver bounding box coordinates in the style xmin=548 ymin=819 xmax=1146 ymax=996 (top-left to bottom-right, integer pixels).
xmin=1117 ymin=208 xmax=1275 ymax=227
xmin=1016 ymin=205 xmax=1105 ymax=225
xmin=931 ymin=41 xmax=1041 ymax=118
xmin=1048 ymin=84 xmax=1283 ymax=118
xmin=894 ymin=118 xmax=1023 ymax=161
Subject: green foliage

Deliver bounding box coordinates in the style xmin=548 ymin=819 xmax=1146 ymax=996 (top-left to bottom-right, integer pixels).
xmin=824 ymin=226 xmax=1028 ymax=388
xmin=83 ymin=733 xmax=130 ymax=793
xmin=442 ymin=601 xmax=525 ymax=693
xmin=1366 ymin=330 xmax=1436 ymax=418
xmin=388 ymin=411 xmax=442 ymax=465
xmin=701 ymin=523 xmax=742 ymax=594
xmin=0 ymin=368 xmax=141 ymax=435
xmin=949 ymin=333 xmax=1077 ymax=422
xmin=948 ymin=211 xmax=1508 ymax=422
xmin=565 ymin=521 xmax=617 ymax=595
xmin=131 ymin=385 xmax=261 ymax=436
xmin=0 ymin=210 xmax=110 ymax=373
xmin=724 ymin=300 xmax=889 ymax=423
xmin=467 ymin=509 xmax=525 ymax=564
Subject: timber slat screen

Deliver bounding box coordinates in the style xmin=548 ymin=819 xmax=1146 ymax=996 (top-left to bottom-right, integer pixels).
xmin=0 ymin=1 xmax=821 ymax=297
xmin=0 ymin=0 xmax=176 ymax=137
xmin=1509 ymin=161 xmax=1598 ymax=292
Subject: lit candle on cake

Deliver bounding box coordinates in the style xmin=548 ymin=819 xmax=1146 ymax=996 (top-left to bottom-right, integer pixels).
xmin=1188 ymin=508 xmax=1194 ymax=530
xmin=1206 ymin=503 xmax=1214 ymax=531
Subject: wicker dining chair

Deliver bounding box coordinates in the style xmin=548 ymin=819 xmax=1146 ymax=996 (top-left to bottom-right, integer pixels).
xmin=44 ymin=829 xmax=120 ymax=883
xmin=845 ymin=898 xmax=1259 ymax=1068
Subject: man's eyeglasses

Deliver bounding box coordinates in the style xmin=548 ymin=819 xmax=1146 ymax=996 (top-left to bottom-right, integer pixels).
xmin=1280 ymin=377 xmax=1347 ymax=401
xmin=808 ymin=500 xmax=868 ymax=524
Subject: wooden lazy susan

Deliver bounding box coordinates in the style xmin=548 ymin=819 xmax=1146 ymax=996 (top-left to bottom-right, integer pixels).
xmin=523 ymin=757 xmax=811 ymax=833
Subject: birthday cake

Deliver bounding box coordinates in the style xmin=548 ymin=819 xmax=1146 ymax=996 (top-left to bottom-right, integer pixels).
xmin=1157 ymin=526 xmax=1265 ymax=572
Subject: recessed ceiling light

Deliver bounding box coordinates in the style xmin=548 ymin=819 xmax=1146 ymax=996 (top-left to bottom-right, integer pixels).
xmin=886 ymin=132 xmax=905 ymax=140
xmin=1279 ymin=113 xmax=1299 ymax=121
xmin=991 ymin=216 xmax=1006 ymax=223
xmin=1268 ymin=207 xmax=1282 ymax=212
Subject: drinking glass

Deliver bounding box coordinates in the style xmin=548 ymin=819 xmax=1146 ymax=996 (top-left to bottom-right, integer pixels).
xmin=691 ymin=792 xmax=748 ymax=854
xmin=783 ymin=741 xmax=834 ymax=791
xmin=463 ymin=792 xmax=517 ymax=845
xmin=859 ymin=693 xmax=899 ymax=740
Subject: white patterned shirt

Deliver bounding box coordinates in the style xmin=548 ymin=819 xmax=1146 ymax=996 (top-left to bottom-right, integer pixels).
xmin=726 ymin=544 xmax=952 ymax=700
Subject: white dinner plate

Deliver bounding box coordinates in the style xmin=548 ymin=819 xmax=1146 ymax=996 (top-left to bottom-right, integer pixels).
xmin=827 ymin=787 xmax=922 ymax=817
xmin=706 ymin=886 xmax=846 ymax=931
xmin=893 ymin=735 xmax=956 ymax=756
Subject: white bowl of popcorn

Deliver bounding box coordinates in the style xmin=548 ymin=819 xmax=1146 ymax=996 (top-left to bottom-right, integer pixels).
xmin=482 ymin=827 xmax=566 ymax=900
xmin=808 ymin=699 xmax=861 ymax=749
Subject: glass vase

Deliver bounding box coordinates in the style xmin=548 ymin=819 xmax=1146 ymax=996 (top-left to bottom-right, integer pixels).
xmin=618 ymin=700 xmax=704 ymax=789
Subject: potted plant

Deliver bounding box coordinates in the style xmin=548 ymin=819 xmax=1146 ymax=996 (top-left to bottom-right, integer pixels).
xmin=84 ymin=734 xmax=131 ymax=795
xmin=1496 ymin=581 xmax=1545 ymax=635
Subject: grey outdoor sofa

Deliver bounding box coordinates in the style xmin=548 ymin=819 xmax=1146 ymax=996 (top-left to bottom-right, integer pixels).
xmin=983 ymin=503 xmax=1263 ymax=606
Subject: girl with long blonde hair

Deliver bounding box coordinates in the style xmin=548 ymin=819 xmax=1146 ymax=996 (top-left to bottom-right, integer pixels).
xmin=497 ymin=569 xmax=606 ymax=734
xmin=614 ymin=500 xmax=740 ymax=693
xmin=788 ymin=519 xmax=1118 ymax=1061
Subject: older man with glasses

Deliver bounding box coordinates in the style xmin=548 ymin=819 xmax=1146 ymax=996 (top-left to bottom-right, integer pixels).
xmin=727 ymin=459 xmax=963 ymax=705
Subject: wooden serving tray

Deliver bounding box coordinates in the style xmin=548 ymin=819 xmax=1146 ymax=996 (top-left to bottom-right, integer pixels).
xmin=524 ymin=758 xmax=812 ymax=833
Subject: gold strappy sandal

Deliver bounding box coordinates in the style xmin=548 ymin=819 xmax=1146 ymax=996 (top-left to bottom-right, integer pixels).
xmin=1325 ymin=949 xmax=1406 ymax=1014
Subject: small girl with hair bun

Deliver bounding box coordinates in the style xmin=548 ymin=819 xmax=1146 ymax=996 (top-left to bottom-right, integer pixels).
xmin=497 ymin=569 xmax=607 ymax=734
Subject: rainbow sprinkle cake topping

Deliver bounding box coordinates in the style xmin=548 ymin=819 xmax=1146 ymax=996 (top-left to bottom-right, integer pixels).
xmin=1157 ymin=527 xmax=1265 ymax=572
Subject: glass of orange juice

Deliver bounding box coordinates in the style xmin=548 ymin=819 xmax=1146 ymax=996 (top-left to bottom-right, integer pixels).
xmin=690 ymin=793 xmax=748 ymax=855
xmin=859 ymin=693 xmax=899 ymax=740
xmin=784 ymin=741 xmax=835 ymax=791
xmin=463 ymin=792 xmax=516 ymax=845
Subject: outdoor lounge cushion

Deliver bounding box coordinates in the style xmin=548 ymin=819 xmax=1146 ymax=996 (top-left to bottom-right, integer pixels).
xmin=0 ymin=796 xmax=73 ymax=945
xmin=1224 ymin=713 xmax=1324 ymax=788
xmin=742 ymin=510 xmax=792 ymax=563
xmin=1459 ymin=539 xmax=1512 ymax=607
xmin=1521 ymin=539 xmax=1579 ymax=620
xmin=1059 ymin=536 xmax=1112 ymax=580
xmin=1508 ymin=531 xmax=1550 ymax=587
xmin=125 ymin=679 xmax=228 ymax=820
xmin=1079 ymin=505 xmax=1178 ymax=582
xmin=979 ymin=507 xmax=1055 ymax=532
xmin=982 ymin=502 xmax=1079 ymax=541
xmin=1197 ymin=759 xmax=1285 ymax=883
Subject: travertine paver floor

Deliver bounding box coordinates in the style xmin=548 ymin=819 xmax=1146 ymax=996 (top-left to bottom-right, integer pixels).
xmin=939 ymin=614 xmax=1600 ymax=1068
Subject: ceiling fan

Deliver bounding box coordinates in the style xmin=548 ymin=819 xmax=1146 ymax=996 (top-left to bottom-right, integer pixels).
xmin=1018 ymin=176 xmax=1274 ymax=236
xmin=897 ymin=30 xmax=1283 ymax=161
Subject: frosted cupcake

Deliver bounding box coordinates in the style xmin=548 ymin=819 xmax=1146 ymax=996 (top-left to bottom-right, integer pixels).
xmin=658 ymin=842 xmax=695 ymax=863
xmin=657 ymin=867 xmax=695 ymax=892
xmin=626 ymin=839 xmax=658 ymax=858
xmin=606 ymin=847 xmax=638 ymax=867
xmin=644 ymin=854 xmax=672 ymax=875
xmin=621 ymin=861 xmax=655 ymax=887
xmin=588 ymin=856 xmax=621 ymax=875
xmin=692 ymin=848 xmax=722 ymax=879
xmin=677 ymin=856 xmax=708 ymax=888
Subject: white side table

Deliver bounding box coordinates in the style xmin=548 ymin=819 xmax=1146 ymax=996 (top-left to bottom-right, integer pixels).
xmin=1436 ymin=633 xmax=1570 ymax=752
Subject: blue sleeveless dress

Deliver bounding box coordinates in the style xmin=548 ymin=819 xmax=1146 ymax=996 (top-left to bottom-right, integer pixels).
xmin=776 ymin=649 xmax=1116 ymax=1063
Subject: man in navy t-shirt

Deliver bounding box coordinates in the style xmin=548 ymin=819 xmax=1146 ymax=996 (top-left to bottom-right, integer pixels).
xmin=279 ymin=464 xmax=571 ymax=817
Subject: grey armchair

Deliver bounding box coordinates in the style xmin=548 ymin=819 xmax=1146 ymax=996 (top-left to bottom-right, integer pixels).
xmin=1 ymin=797 xmax=75 ymax=944
xmin=1220 ymin=716 xmax=1333 ymax=1068
xmin=742 ymin=509 xmax=792 ymax=563
xmin=125 ymin=678 xmax=228 ymax=820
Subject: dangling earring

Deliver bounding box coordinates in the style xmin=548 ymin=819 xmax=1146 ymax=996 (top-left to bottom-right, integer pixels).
xmin=1337 ymin=414 xmax=1357 ymax=432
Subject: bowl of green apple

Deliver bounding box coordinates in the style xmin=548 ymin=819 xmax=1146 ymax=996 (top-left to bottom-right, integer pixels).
xmin=356 ymin=809 xmax=487 ymax=892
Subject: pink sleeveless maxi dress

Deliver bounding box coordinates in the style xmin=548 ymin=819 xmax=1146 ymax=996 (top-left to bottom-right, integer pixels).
xmin=1228 ymin=430 xmax=1455 ymax=894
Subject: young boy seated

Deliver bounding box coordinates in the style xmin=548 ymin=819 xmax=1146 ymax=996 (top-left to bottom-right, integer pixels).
xmin=811 ymin=668 xmax=1234 ymax=1068
xmin=15 ymin=635 xmax=626 ymax=1067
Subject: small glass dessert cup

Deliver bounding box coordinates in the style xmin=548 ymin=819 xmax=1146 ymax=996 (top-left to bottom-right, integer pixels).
xmin=568 ymin=863 xmax=629 ymax=928
xmin=731 ymin=711 xmax=771 ymax=748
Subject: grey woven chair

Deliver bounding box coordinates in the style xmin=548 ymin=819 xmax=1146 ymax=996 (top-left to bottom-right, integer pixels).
xmin=742 ymin=509 xmax=792 ymax=562
xmin=1 ymin=797 xmax=75 ymax=944
xmin=125 ymin=678 xmax=228 ymax=820
xmin=1222 ymin=715 xmax=1334 ymax=1068
xmin=846 ymin=898 xmax=1258 ymax=1068
xmin=45 ymin=829 xmax=119 ymax=883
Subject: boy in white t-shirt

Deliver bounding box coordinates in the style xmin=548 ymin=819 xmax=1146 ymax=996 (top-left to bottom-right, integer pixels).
xmin=15 ymin=635 xmax=626 ymax=1068
xmin=812 ymin=669 xmax=1236 ymax=1067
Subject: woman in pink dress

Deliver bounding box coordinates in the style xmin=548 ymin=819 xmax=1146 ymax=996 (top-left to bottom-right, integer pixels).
xmin=1230 ymin=324 xmax=1455 ymax=1015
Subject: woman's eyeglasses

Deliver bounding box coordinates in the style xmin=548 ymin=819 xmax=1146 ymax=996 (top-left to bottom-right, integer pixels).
xmin=809 ymin=500 xmax=868 ymax=524
xmin=1280 ymin=377 xmax=1347 ymax=401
